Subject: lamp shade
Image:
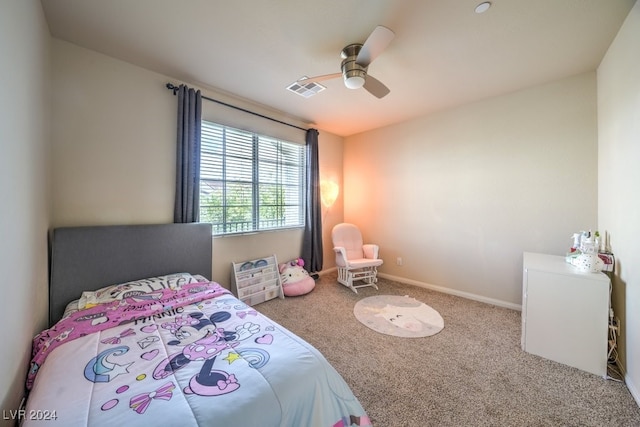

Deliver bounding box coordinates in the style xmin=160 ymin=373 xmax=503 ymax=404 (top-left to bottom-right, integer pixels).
xmin=320 ymin=180 xmax=339 ymax=207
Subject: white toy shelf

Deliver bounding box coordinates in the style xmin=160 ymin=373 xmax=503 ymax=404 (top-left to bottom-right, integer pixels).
xmin=231 ymin=254 xmax=284 ymax=306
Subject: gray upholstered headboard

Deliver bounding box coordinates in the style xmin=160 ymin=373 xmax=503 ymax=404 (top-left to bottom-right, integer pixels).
xmin=49 ymin=223 xmax=212 ymax=326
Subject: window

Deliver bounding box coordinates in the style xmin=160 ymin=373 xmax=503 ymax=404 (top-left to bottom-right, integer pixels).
xmin=199 ymin=121 xmax=306 ymax=235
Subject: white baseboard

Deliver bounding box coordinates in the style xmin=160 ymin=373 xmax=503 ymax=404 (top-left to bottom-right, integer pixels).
xmin=626 ymin=373 xmax=640 ymax=407
xmin=608 ymin=356 xmax=637 ymax=406
xmin=377 ymin=272 xmax=522 ymax=311
xmin=318 ymin=266 xmax=337 ymax=276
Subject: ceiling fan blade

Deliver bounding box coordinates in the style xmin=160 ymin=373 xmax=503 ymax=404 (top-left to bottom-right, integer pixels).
xmin=297 ymin=73 xmax=342 ymax=85
xmin=356 ymin=25 xmax=395 ymax=67
xmin=363 ymin=75 xmax=390 ymax=98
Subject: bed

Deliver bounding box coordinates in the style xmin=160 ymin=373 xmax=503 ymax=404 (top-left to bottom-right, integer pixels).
xmin=24 ymin=223 xmax=370 ymax=427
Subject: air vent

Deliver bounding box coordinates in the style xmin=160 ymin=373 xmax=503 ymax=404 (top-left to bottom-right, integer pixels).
xmin=286 ymin=78 xmax=326 ymax=98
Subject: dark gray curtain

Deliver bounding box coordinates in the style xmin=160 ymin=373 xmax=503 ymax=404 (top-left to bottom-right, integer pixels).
xmin=174 ymin=85 xmax=202 ymax=223
xmin=302 ymin=129 xmax=323 ymax=273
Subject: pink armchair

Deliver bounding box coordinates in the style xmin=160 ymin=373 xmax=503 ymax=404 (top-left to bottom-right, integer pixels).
xmin=332 ymin=223 xmax=383 ymax=293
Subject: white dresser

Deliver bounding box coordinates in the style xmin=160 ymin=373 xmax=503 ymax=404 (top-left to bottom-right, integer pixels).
xmin=521 ymin=252 xmax=610 ymax=377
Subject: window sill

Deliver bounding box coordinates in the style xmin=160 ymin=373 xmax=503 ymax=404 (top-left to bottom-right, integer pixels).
xmin=211 ymin=225 xmax=304 ymax=239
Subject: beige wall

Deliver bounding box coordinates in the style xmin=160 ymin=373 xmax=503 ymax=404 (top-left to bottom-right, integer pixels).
xmin=50 ymin=40 xmax=344 ymax=288
xmin=51 ymin=39 xmax=176 ymax=227
xmin=343 ymin=72 xmax=598 ymax=308
xmin=0 ymin=0 xmax=51 ymax=421
xmin=598 ymin=0 xmax=640 ymax=404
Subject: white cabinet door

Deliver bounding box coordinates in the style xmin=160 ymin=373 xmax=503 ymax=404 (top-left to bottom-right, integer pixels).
xmin=522 ymin=252 xmax=609 ymax=377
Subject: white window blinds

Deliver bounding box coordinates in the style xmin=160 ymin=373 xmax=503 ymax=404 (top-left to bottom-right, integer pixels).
xmin=200 ymin=121 xmax=305 ymax=235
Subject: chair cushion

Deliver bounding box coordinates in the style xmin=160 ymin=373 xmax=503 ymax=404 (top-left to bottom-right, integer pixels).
xmin=346 ymin=258 xmax=384 ymax=269
xmin=332 ymin=223 xmax=365 ymax=260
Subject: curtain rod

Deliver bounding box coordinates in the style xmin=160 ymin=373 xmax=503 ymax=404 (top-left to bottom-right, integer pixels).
xmin=166 ymin=83 xmax=308 ymax=132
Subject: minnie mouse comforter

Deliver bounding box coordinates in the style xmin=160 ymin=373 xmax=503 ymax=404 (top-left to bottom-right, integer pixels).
xmin=25 ymin=282 xmax=370 ymax=426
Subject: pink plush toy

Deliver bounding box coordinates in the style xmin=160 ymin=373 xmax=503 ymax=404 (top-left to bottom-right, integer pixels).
xmin=279 ymin=258 xmax=315 ymax=296
xmin=288 ymin=258 xmax=304 ymax=268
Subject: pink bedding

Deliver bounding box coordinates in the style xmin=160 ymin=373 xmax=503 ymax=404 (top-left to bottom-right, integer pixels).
xmin=24 ymin=281 xmax=371 ymax=426
xmin=28 ymin=282 xmax=230 ymax=390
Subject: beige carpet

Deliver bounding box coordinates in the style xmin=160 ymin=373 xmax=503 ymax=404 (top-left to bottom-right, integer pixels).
xmin=257 ymin=272 xmax=640 ymax=427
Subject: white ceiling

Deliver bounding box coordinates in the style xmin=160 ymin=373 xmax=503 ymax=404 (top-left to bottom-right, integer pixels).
xmin=41 ymin=0 xmax=636 ymax=137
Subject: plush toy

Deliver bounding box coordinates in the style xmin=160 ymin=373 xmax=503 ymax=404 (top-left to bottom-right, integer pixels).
xmin=286 ymin=258 xmax=305 ymax=268
xmin=279 ymin=258 xmax=315 ymax=296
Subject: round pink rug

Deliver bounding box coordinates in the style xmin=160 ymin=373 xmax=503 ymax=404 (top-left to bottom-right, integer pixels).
xmin=353 ymin=295 xmax=444 ymax=338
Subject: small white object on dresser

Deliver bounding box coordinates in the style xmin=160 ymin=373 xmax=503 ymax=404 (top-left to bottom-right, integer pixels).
xmin=521 ymin=252 xmax=610 ymax=377
xmin=231 ymin=254 xmax=284 ymax=306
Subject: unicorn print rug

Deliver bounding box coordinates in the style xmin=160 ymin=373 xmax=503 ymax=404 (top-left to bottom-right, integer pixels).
xmin=353 ymin=295 xmax=444 ymax=338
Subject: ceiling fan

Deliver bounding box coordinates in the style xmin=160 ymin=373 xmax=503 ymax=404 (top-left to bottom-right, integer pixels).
xmin=295 ymin=25 xmax=395 ymax=98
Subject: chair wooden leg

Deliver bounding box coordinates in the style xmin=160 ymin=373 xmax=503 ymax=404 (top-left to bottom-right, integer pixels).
xmin=337 ymin=266 xmax=379 ymax=293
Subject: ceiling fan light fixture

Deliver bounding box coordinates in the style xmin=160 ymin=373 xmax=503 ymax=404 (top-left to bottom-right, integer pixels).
xmin=298 ymin=26 xmax=394 ymax=97
xmin=344 ymin=74 xmax=365 ymax=89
